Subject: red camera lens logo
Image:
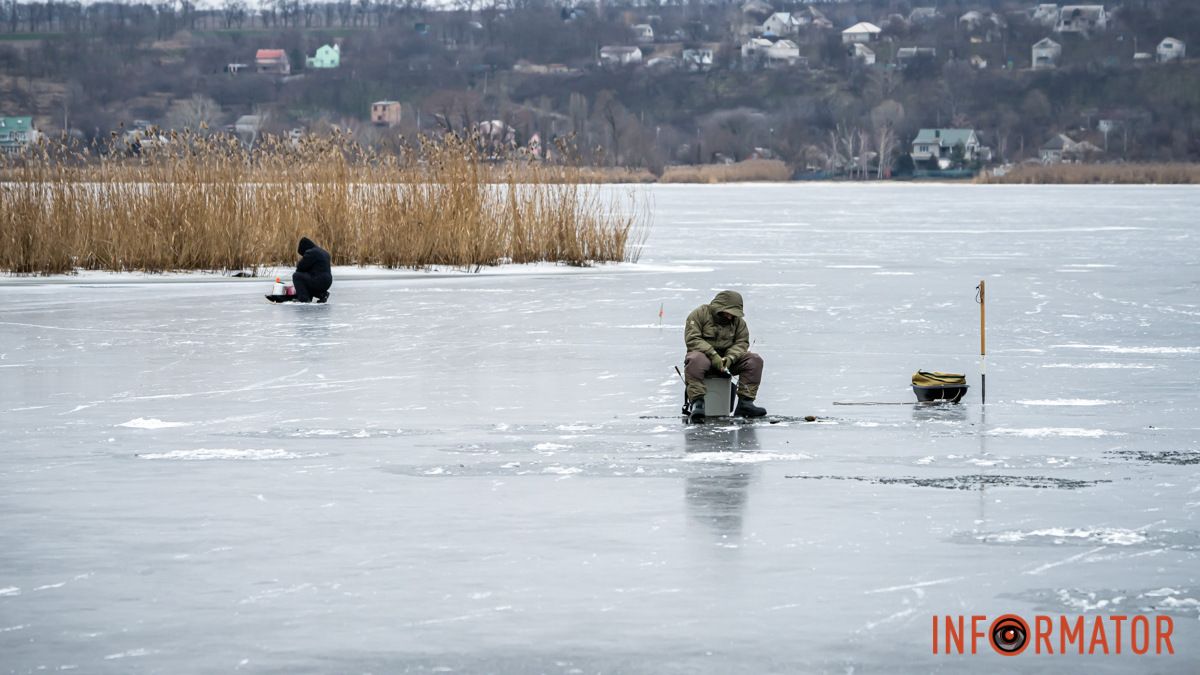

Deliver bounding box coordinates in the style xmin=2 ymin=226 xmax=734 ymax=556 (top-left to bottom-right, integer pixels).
xmin=989 ymin=614 xmax=1029 ymax=656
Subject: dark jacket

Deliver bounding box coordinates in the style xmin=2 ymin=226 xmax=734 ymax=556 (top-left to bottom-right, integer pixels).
xmin=684 ymin=290 xmax=750 ymax=361
xmin=295 ymin=237 xmax=332 ymax=289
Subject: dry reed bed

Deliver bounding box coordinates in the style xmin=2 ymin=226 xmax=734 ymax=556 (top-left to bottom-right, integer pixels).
xmin=550 ymin=159 xmax=792 ymax=184
xmin=1 ymin=133 xmax=645 ymax=275
xmin=660 ymin=160 xmax=791 ymax=184
xmin=978 ymin=163 xmax=1200 ymax=185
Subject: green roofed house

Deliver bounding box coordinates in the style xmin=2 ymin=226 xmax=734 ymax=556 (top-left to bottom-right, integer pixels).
xmin=911 ymin=128 xmax=990 ymax=165
xmin=306 ymin=43 xmax=341 ymax=69
xmin=0 ymin=116 xmax=40 ymax=155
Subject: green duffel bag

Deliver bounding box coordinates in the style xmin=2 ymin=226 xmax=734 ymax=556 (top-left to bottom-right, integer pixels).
xmin=912 ymin=371 xmax=966 ymax=387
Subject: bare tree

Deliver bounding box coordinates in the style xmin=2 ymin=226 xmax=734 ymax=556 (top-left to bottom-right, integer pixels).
xmin=871 ymin=100 xmax=905 ymax=178
xmin=165 ymin=94 xmax=224 ymax=131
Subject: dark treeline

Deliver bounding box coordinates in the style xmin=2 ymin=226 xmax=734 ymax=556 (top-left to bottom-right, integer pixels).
xmin=2 ymin=0 xmax=1199 ymax=172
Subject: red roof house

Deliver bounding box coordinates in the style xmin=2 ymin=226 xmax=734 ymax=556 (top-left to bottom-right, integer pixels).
xmin=255 ymin=49 xmax=290 ymax=75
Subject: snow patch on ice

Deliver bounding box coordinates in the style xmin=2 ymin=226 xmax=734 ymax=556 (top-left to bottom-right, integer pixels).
xmin=0 ymin=586 xmax=20 ymax=596
xmin=683 ymin=452 xmax=813 ymax=464
xmin=556 ymin=424 xmax=601 ymax=432
xmin=987 ymin=427 xmax=1123 ymax=438
xmin=1042 ymin=363 xmax=1158 ymax=369
xmin=139 ymin=448 xmax=322 ymax=461
xmin=981 ymin=527 xmax=1148 ymax=546
xmin=1052 ymin=344 xmax=1200 ymax=354
xmin=104 ymin=648 xmax=156 ymax=660
xmin=1016 ymin=399 xmax=1116 ymax=406
xmin=117 ymin=417 xmax=191 ymax=429
xmin=967 ymin=458 xmax=1002 ymax=467
xmin=534 ymin=442 xmax=572 ymax=451
xmin=542 ymin=466 xmax=582 ymax=475
xmin=1158 ymin=596 xmax=1200 ymax=609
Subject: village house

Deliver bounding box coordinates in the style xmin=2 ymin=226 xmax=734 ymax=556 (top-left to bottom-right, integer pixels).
xmin=631 ymin=24 xmax=654 ymax=44
xmin=1055 ymin=5 xmax=1107 ymax=34
xmin=897 ymin=47 xmax=936 ymax=68
xmin=958 ymin=11 xmax=985 ymax=31
xmin=1041 ymin=134 xmax=1102 ymax=162
xmin=234 ymin=115 xmax=261 ymax=135
xmin=0 ymin=116 xmax=39 ymax=155
xmin=762 ymin=12 xmax=800 ymax=37
xmin=795 ymin=7 xmax=832 ymax=30
xmin=1032 ymin=4 xmax=1059 ymax=27
xmin=741 ymin=37 xmax=773 ymax=64
xmin=842 ymin=22 xmax=882 ymax=45
xmin=306 ymin=44 xmax=340 ymax=69
xmin=599 ymin=46 xmax=642 ymax=66
xmin=645 ymin=54 xmax=678 ymax=69
xmin=371 ymin=101 xmax=402 ymax=127
xmin=908 ymin=7 xmax=939 ymax=25
xmin=849 ymin=42 xmax=876 ymax=66
xmin=1032 ymin=37 xmax=1062 ymax=70
xmin=232 ymin=114 xmax=262 ymax=148
xmin=514 ymin=61 xmax=550 ymax=74
xmin=765 ymin=39 xmax=801 ymax=66
xmin=1158 ymin=38 xmax=1186 ymax=63
xmin=255 ymin=48 xmax=290 ymax=75
xmin=124 ymin=120 xmax=169 ymax=151
xmin=682 ymin=48 xmax=715 ymax=72
xmin=911 ymin=128 xmax=989 ymax=165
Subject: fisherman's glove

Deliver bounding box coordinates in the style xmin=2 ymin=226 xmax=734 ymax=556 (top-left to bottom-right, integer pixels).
xmin=709 ymin=353 xmax=727 ymax=372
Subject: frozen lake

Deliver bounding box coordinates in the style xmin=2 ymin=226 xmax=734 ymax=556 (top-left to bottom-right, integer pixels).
xmin=2 ymin=184 xmax=1199 ymax=673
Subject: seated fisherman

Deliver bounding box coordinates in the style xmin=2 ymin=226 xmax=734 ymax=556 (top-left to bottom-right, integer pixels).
xmin=684 ymin=290 xmax=766 ymax=417
xmin=292 ymin=237 xmax=332 ymax=303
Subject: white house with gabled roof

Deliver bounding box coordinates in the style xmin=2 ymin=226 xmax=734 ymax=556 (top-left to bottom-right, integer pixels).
xmin=842 ymin=22 xmax=882 ymax=44
xmin=1032 ymin=37 xmax=1062 ymax=70
xmin=912 ymin=128 xmax=987 ymax=163
xmin=762 ymin=12 xmax=800 ymax=36
xmin=1055 ymin=5 xmax=1107 ymax=34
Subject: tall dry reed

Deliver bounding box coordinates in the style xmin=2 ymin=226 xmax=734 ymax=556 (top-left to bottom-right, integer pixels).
xmin=0 ymin=132 xmax=645 ymax=275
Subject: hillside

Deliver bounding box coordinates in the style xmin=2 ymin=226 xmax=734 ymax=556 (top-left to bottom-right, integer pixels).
xmin=1 ymin=0 xmax=1198 ymax=171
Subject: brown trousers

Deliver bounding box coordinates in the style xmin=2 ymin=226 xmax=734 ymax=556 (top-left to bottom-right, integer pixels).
xmin=684 ymin=351 xmax=764 ymax=402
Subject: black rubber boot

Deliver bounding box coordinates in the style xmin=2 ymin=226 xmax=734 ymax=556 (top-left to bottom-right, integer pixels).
xmin=734 ymin=398 xmax=767 ymax=418
xmin=316 ymin=291 xmax=330 ymax=304
xmin=688 ymin=398 xmax=706 ymax=419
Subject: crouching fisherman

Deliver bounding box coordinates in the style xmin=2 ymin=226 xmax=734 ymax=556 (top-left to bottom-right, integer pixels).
xmin=292 ymin=237 xmax=332 ymax=303
xmin=684 ymin=290 xmax=766 ymax=417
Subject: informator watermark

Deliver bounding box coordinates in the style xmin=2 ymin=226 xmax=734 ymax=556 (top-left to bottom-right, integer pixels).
xmin=932 ymin=614 xmax=1175 ymax=656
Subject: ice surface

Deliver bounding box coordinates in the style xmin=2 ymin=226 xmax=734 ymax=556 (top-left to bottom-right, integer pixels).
xmin=1 ymin=184 xmax=1198 ymax=673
